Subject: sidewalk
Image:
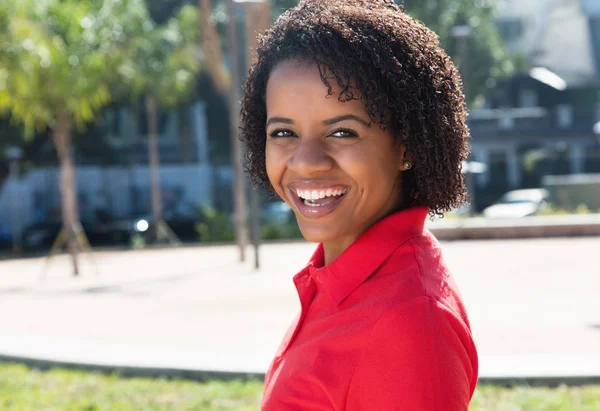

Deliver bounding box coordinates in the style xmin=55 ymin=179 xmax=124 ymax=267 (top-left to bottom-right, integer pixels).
xmin=0 ymin=238 xmax=599 ymax=384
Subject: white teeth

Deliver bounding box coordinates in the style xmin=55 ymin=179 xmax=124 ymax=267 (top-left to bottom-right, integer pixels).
xmin=303 ymin=199 xmax=323 ymax=207
xmin=295 ymin=188 xmax=348 ymax=200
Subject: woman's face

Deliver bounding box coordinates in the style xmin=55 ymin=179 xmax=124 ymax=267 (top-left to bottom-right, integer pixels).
xmin=265 ymin=59 xmax=408 ymax=251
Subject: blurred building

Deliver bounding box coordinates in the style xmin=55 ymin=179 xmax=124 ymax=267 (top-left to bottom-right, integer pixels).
xmin=4 ymin=0 xmax=600 ymax=236
xmin=0 ymin=101 xmax=220 ymax=237
xmin=470 ymin=0 xmax=600 ymax=208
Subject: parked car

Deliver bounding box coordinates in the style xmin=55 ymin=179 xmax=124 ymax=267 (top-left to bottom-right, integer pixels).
xmin=482 ymin=189 xmax=549 ymax=219
xmin=21 ymin=220 xmax=62 ymax=249
xmin=21 ymin=218 xmax=132 ymax=250
xmin=0 ymin=224 xmax=11 ymax=249
xmin=129 ymin=202 xmax=202 ymax=242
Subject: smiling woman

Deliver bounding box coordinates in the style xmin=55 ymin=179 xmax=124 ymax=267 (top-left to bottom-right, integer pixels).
xmin=264 ymin=60 xmax=411 ymax=262
xmin=240 ymin=1 xmax=477 ymax=410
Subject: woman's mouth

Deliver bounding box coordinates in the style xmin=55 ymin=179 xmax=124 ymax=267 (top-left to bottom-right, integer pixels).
xmin=296 ymin=188 xmax=348 ymax=206
xmin=289 ymin=186 xmax=350 ymax=218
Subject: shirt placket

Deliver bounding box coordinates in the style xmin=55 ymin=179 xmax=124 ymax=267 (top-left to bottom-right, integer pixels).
xmin=282 ymin=269 xmax=318 ymax=355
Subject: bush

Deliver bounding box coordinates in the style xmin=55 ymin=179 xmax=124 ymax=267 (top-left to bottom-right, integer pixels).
xmin=260 ymin=221 xmax=303 ymax=241
xmin=537 ymin=204 xmax=600 ymax=216
xmin=195 ymin=204 xmax=303 ymax=243
xmin=195 ymin=205 xmax=235 ymax=243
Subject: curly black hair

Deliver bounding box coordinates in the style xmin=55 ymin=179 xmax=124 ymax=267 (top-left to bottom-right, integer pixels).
xmin=240 ymin=0 xmax=470 ymax=217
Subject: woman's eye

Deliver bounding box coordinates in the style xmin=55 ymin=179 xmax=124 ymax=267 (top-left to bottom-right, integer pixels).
xmin=330 ymin=128 xmax=358 ymax=139
xmin=269 ymin=129 xmax=295 ymax=138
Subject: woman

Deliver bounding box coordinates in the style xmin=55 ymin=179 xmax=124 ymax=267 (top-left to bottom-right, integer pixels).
xmin=240 ymin=1 xmax=478 ymax=409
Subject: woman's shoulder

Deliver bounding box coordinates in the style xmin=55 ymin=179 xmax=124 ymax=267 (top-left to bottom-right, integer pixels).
xmin=374 ymin=230 xmax=471 ymax=328
xmin=346 ymin=294 xmax=479 ymax=408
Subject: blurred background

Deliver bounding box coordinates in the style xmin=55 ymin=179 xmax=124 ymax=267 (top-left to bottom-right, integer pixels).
xmin=1 ymin=0 xmax=600 ymax=257
xmin=0 ymin=1 xmax=599 ymax=410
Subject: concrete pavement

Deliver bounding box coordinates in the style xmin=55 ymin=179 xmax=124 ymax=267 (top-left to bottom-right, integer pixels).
xmin=0 ymin=237 xmax=599 ymax=383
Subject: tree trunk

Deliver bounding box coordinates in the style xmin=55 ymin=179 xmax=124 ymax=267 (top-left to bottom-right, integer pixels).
xmin=199 ymin=0 xmax=230 ymax=94
xmin=146 ymin=95 xmax=163 ymax=240
xmin=53 ymin=112 xmax=80 ymax=276
xmin=227 ymin=0 xmax=249 ymax=262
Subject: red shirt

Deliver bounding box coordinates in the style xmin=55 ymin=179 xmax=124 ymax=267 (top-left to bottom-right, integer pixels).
xmin=261 ymin=207 xmax=478 ymax=411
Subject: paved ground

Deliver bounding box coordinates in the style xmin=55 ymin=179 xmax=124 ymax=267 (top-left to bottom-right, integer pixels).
xmin=0 ymin=237 xmax=599 ymax=380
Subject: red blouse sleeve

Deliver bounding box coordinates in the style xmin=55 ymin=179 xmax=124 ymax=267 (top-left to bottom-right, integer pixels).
xmin=345 ymin=297 xmax=478 ymax=411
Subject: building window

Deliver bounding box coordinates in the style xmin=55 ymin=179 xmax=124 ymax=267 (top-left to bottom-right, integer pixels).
xmin=589 ymin=18 xmax=600 ymax=75
xmin=519 ymin=89 xmax=538 ymax=108
xmin=496 ymin=18 xmax=524 ymax=52
xmin=556 ymin=104 xmax=573 ymax=128
xmin=499 ymin=110 xmax=515 ymax=130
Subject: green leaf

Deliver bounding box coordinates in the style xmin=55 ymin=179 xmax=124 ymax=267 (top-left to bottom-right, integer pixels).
xmin=0 ymin=0 xmax=195 ymax=132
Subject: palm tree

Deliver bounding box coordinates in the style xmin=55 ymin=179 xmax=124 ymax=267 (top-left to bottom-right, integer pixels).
xmin=0 ymin=0 xmax=152 ymax=275
xmin=198 ymin=0 xmax=271 ymax=262
xmin=118 ymin=5 xmax=201 ymax=244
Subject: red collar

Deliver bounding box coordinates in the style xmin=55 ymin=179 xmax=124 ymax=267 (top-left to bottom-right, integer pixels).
xmin=297 ymin=207 xmax=429 ymax=305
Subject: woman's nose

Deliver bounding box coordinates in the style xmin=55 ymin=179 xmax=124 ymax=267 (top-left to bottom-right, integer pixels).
xmin=287 ymin=139 xmax=333 ymax=175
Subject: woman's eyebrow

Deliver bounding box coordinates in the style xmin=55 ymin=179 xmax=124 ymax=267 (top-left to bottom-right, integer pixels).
xmin=266 ymin=114 xmax=371 ymax=127
xmin=266 ymin=117 xmax=294 ymax=127
xmin=322 ymin=114 xmax=370 ymax=127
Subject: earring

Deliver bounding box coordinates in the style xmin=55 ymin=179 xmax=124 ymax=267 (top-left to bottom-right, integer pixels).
xmin=403 ymin=161 xmax=412 ymax=170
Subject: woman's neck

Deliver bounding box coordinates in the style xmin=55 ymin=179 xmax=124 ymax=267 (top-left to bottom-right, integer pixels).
xmin=321 ymin=204 xmax=407 ymax=265
xmin=322 ymin=235 xmax=356 ymax=266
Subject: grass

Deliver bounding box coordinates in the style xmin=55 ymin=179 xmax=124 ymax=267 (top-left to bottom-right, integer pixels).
xmin=471 ymin=384 xmax=600 ymax=410
xmin=0 ymin=362 xmax=599 ymax=410
xmin=0 ymin=363 xmax=263 ymax=411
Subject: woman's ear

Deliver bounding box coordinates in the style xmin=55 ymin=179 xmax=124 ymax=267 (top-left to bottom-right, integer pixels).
xmin=397 ymin=144 xmax=414 ymax=171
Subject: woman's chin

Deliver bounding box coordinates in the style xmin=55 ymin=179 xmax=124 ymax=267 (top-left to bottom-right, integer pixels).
xmin=295 ymin=220 xmax=339 ymax=244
